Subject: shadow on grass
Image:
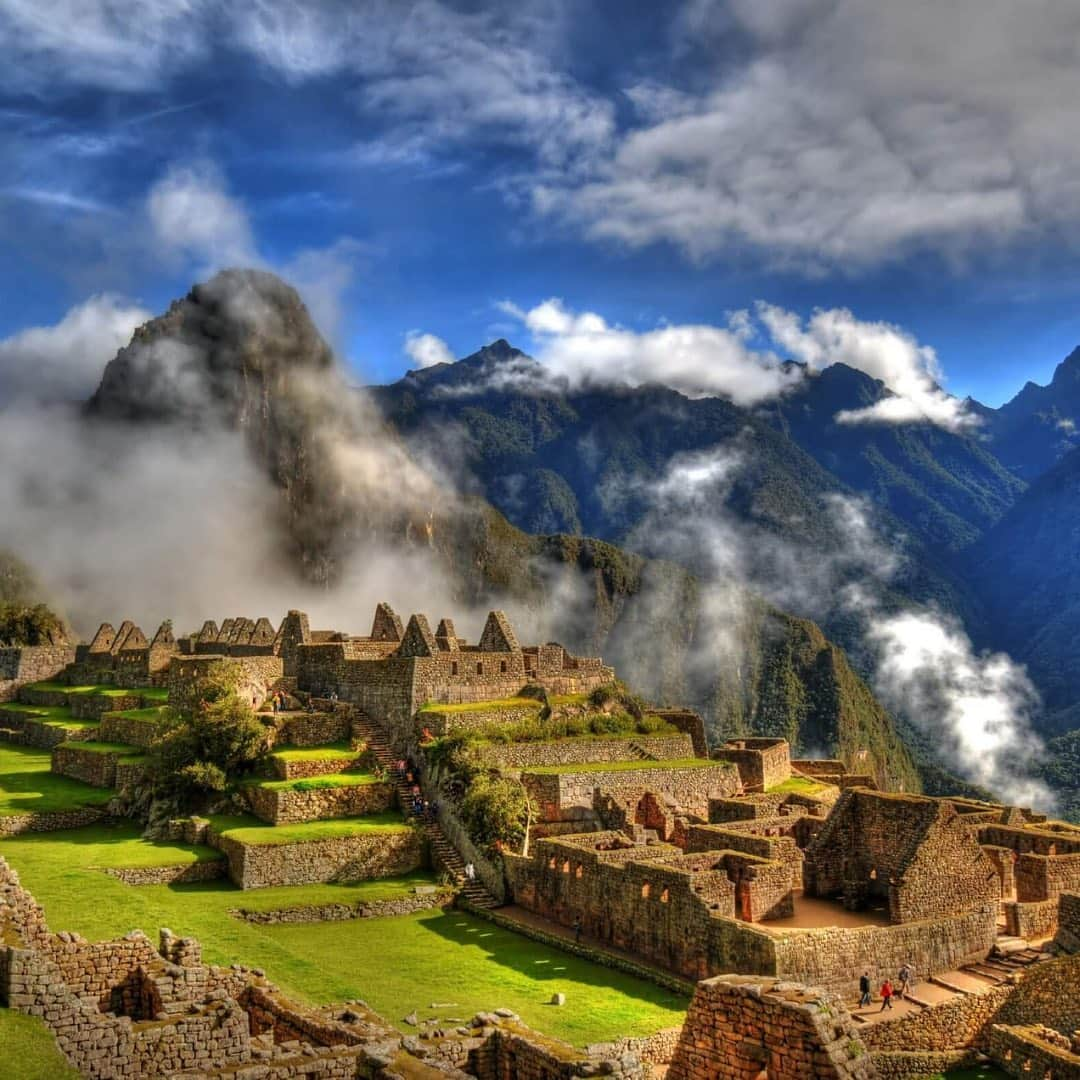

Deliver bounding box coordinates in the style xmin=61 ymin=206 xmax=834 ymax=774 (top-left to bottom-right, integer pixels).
xmin=416 ymin=909 xmax=689 ymax=1011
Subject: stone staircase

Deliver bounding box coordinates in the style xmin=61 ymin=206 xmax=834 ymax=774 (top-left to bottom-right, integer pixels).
xmin=351 ymin=713 xmax=500 ymax=910
xmin=627 ymin=741 xmax=658 ymax=761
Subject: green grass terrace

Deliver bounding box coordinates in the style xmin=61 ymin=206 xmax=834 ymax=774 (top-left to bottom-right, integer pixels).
xmin=207 ymin=812 xmax=410 ymax=845
xmin=243 ymin=772 xmax=383 ymax=793
xmin=267 ymin=742 xmax=359 ymax=763
xmin=523 ymin=758 xmax=734 ymax=775
xmin=57 ymin=740 xmax=146 ymax=762
xmin=0 ymin=744 xmax=112 ymax=815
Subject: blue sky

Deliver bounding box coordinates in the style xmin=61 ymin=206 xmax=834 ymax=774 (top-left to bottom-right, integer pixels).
xmin=4 ymin=0 xmax=1080 ymax=408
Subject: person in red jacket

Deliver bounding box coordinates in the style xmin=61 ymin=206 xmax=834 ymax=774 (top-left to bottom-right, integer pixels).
xmin=880 ymin=979 xmax=894 ymax=1011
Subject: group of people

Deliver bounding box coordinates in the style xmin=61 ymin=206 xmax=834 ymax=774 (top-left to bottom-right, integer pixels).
xmin=396 ymin=757 xmax=439 ymax=821
xmin=858 ymin=962 xmax=916 ymax=1011
xmin=269 ymin=690 xmax=289 ymax=714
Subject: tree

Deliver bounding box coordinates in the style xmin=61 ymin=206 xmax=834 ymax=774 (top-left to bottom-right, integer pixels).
xmin=149 ymin=660 xmax=268 ymax=808
xmin=458 ymin=773 xmax=529 ymax=854
xmin=0 ymin=603 xmax=67 ymax=646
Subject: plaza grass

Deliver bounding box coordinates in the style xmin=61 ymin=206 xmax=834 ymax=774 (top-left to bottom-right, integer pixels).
xmin=769 ymin=775 xmax=831 ymax=795
xmin=525 ymin=758 xmax=734 ymax=775
xmin=419 ymin=697 xmax=543 ymax=714
xmin=0 ymin=1008 xmax=80 ymax=1078
xmin=269 ymin=742 xmax=358 ymax=762
xmin=245 ymin=772 xmax=382 ymax=792
xmin=0 ymin=822 xmax=687 ymax=1047
xmin=0 ymin=702 xmax=73 ymax=720
xmin=208 ymin=812 xmax=409 ymax=844
xmin=57 ymin=740 xmax=145 ymax=762
xmin=0 ymin=744 xmax=113 ymax=815
xmin=102 ymin=706 xmax=166 ymax=724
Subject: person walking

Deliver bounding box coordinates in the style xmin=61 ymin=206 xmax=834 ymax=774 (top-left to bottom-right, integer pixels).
xmin=464 ymin=862 xmax=475 ymax=882
xmin=573 ymin=917 xmax=582 ymax=944
xmin=897 ymin=963 xmax=912 ymax=1000
xmin=858 ymin=971 xmax=872 ymax=1008
xmin=880 ymin=979 xmax=894 ymax=1011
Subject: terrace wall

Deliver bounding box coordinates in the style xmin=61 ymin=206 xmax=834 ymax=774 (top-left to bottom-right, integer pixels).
xmin=99 ymin=712 xmax=162 ymax=749
xmin=0 ymin=645 xmax=76 ymax=703
xmin=209 ymin=829 xmax=425 ymax=889
xmin=51 ymin=744 xmax=122 ymax=787
xmin=712 ymin=738 xmax=791 ymax=792
xmin=483 ymin=734 xmax=694 ymax=770
xmin=1015 ymin=851 xmax=1080 ymax=902
xmin=69 ymin=694 xmax=143 ymax=720
xmin=245 ymin=780 xmax=396 ymax=825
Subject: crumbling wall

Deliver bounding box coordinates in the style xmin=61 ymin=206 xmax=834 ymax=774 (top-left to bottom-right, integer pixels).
xmin=712 ymin=738 xmax=792 ymax=792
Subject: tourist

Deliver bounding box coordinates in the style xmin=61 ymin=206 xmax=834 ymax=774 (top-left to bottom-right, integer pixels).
xmin=898 ymin=961 xmax=914 ymax=999
xmin=396 ymin=759 xmax=406 ymax=779
xmin=330 ymin=690 xmax=338 ymax=704
xmin=858 ymin=971 xmax=871 ymax=1008
xmin=573 ymin=918 xmax=582 ymax=944
xmin=879 ymin=979 xmax=894 ymax=1011
xmin=464 ymin=862 xmax=475 ymax=882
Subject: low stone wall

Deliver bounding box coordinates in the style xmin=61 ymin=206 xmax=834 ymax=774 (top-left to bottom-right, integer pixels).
xmin=17 ymin=687 xmax=72 ymax=707
xmin=861 ymin=982 xmax=1014 ymax=1053
xmin=483 ymin=734 xmax=694 ymax=770
xmin=113 ymin=759 xmax=147 ymax=790
xmin=466 ymin=1024 xmax=648 ymax=1080
xmin=245 ymin=780 xmax=396 ymax=825
xmin=269 ymin=751 xmax=369 ymax=780
xmin=102 ymin=861 xmax=227 ymax=885
xmin=209 ymin=828 xmax=425 ymax=890
xmin=1 ymin=716 xmax=98 ymax=749
xmin=771 ymin=903 xmax=999 ymax=1000
xmin=1057 ymin=891 xmax=1080 ymax=952
xmin=585 ymin=1027 xmax=681 ymax=1067
xmin=0 ymin=644 xmax=76 ymax=692
xmin=1016 ymin=850 xmax=1080 ymax=901
xmin=421 ymin=704 xmax=540 ymax=738
xmin=666 ymin=975 xmax=875 ymax=1080
xmin=231 ymin=887 xmax=454 ymax=924
xmin=98 ymin=712 xmax=162 ymax=749
xmin=70 ymin=694 xmax=143 ymax=720
xmin=989 ymin=1024 xmax=1080 ymax=1078
xmin=275 ymin=711 xmax=351 ymax=748
xmin=791 ymin=758 xmax=845 ymax=779
xmin=0 ymin=807 xmax=108 ymax=835
xmin=1003 ymin=898 xmax=1059 ymax=940
xmin=51 ymin=745 xmax=121 ymax=787
xmin=870 ymin=1050 xmax=976 ymax=1078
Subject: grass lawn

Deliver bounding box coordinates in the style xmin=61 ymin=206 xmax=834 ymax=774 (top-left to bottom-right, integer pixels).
xmin=419 ymin=697 xmax=543 ymax=714
xmin=102 ymin=706 xmax=165 ymax=723
xmin=269 ymin=742 xmax=358 ymax=762
xmin=525 ymin=758 xmax=733 ymax=775
xmin=0 ymin=1008 xmax=80 ymax=1078
xmin=0 ymin=703 xmax=73 ymax=720
xmin=57 ymin=740 xmax=145 ymax=762
xmin=138 ymin=687 xmax=170 ymax=701
xmin=25 ymin=682 xmax=102 ymax=695
xmin=0 ymin=744 xmax=113 ymax=815
xmin=0 ymin=823 xmax=684 ymax=1047
xmin=245 ymin=773 xmax=382 ymax=792
xmin=938 ymin=1069 xmax=1009 ymax=1079
xmin=208 ymin=812 xmax=410 ymax=844
xmin=768 ymin=776 xmax=831 ymax=795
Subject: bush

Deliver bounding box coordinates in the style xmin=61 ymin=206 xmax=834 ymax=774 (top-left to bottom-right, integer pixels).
xmin=459 ymin=773 xmax=529 ymax=853
xmin=0 ymin=602 xmax=67 ymax=646
xmin=149 ymin=660 xmax=267 ymax=809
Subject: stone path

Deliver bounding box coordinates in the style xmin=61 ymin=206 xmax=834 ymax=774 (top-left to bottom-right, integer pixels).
xmin=352 ymin=713 xmax=500 ymax=910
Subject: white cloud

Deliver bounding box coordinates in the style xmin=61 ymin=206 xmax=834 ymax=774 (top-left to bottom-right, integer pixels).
xmin=498 ymin=296 xmax=975 ymax=429
xmin=757 ymin=303 xmax=977 ymax=431
xmin=146 ymin=162 xmax=258 ymax=274
xmin=540 ymin=0 xmax=1080 ymax=268
xmin=404 ymin=331 xmax=454 ymax=369
xmin=0 ymin=295 xmax=151 ymax=403
xmin=499 ymin=297 xmax=799 ymax=406
xmin=0 ymin=0 xmax=210 ymax=93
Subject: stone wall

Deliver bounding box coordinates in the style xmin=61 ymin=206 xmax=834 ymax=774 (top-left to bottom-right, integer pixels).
xmin=523 ymin=762 xmax=740 ymax=824
xmin=1016 ymin=851 xmax=1080 ymax=901
xmin=51 ymin=744 xmax=125 ymax=787
xmin=770 ymin=904 xmax=999 ymax=999
xmin=273 ymin=709 xmax=352 ymax=748
xmin=0 ymin=644 xmax=76 ymax=702
xmin=209 ymin=829 xmax=425 ymax=890
xmin=269 ymin=750 xmax=369 ymax=780
xmin=420 ymin=704 xmax=541 ymax=738
xmin=978 ymin=822 xmax=1080 ymax=855
xmin=1058 ymin=891 xmax=1080 ymax=952
xmin=1003 ymin=898 xmax=1059 ymax=940
xmin=466 ymin=1024 xmax=647 ymax=1080
xmin=0 ymin=807 xmax=108 ymax=836
xmin=713 ymin=738 xmax=791 ymax=792
xmin=231 ymin=887 xmax=453 ymax=924
xmin=667 ymin=975 xmax=876 ymax=1080
xmin=70 ymin=693 xmax=144 ymax=720
xmin=102 ymin=862 xmax=227 ymax=885
xmin=245 ymin=780 xmax=396 ymax=825
xmin=99 ymin=711 xmax=163 ymax=749
xmin=988 ymin=1024 xmax=1080 ymax=1079
xmin=483 ymin=734 xmax=694 ymax=770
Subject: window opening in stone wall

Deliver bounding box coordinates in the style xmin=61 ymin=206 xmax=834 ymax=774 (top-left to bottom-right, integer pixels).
xmin=500 ymin=660 xmax=507 ymax=673
xmin=476 ymin=662 xmax=483 ymax=675
xmin=451 ymin=661 xmax=458 ymax=675
xmin=641 ymin=882 xmax=651 ymax=898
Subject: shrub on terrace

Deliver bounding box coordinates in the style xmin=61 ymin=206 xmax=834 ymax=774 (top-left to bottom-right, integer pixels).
xmin=149 ymin=660 xmax=267 ymax=809
xmin=0 ymin=602 xmax=67 ymax=646
xmin=458 ymin=772 xmax=529 ymax=853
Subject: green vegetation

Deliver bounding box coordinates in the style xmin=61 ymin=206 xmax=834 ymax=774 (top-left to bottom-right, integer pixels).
xmin=208 ymin=812 xmax=409 ymax=845
xmin=103 ymin=706 xmax=166 ymax=723
xmin=244 ymin=772 xmax=381 ymax=792
xmin=24 ymin=682 xmax=100 ymax=695
xmin=459 ymin=772 xmax=530 ymax=853
xmin=139 ymin=687 xmax=169 ymax=702
xmin=525 ymin=758 xmax=731 ymax=775
xmin=150 ymin=659 xmax=267 ymax=804
xmin=768 ymin=776 xmax=830 ymax=795
xmin=937 ymin=1068 xmax=1009 ymax=1080
xmin=57 ymin=740 xmax=145 ymax=762
xmin=0 ymin=744 xmax=112 ymax=814
xmin=420 ymin=697 xmax=542 ymax=714
xmin=0 ymin=1008 xmax=80 ymax=1079
xmin=0 ymin=823 xmax=682 ymax=1047
xmin=0 ymin=703 xmax=73 ymax=720
xmin=269 ymin=742 xmax=357 ymax=762
xmin=0 ymin=603 xmax=66 ymax=647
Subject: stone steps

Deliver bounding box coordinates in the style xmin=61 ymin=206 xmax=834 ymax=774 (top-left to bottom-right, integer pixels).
xmin=353 ymin=713 xmax=501 ymax=910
